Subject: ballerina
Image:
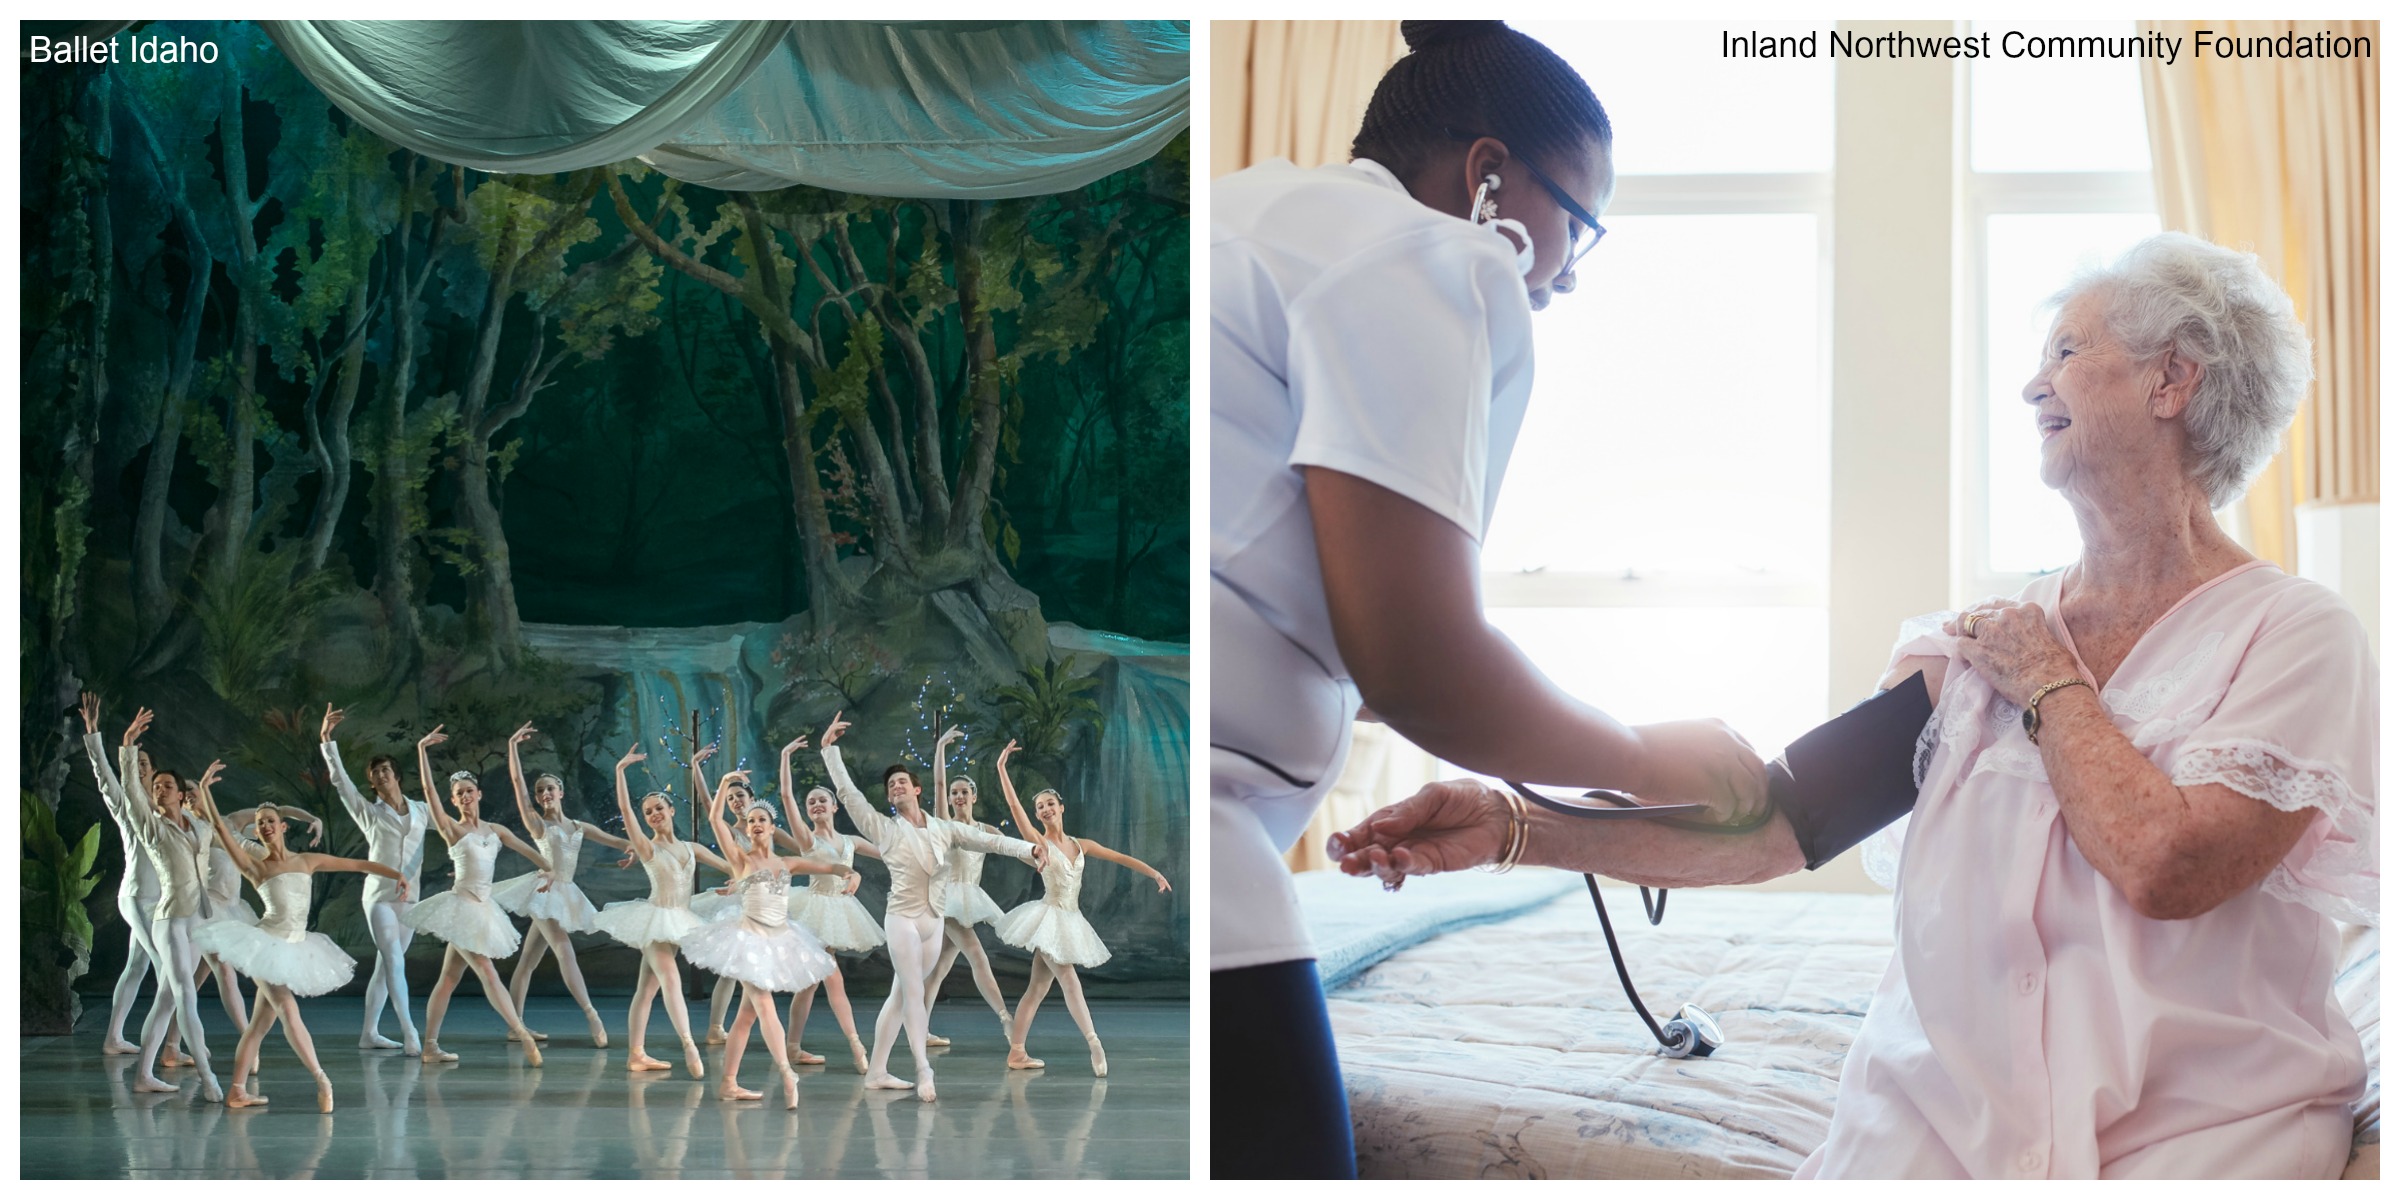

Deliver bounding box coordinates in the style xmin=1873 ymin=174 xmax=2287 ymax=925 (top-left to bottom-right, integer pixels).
xmin=918 ymin=726 xmax=1018 ymax=1049
xmin=493 ymin=722 xmax=625 ymax=1047
xmin=688 ymin=742 xmax=756 ymax=1045
xmin=191 ymin=776 xmax=324 ymax=1031
xmin=678 ymin=769 xmax=851 ymax=1107
xmin=775 ymin=733 xmax=882 ymax=1072
xmin=187 ymin=760 xmax=406 ymax=1111
xmin=320 ymin=704 xmax=431 ymax=1053
xmin=592 ymin=744 xmax=732 ymax=1078
xmin=994 ymin=739 xmax=1172 ymax=1077
xmin=404 ymin=725 xmax=550 ymax=1065
xmin=820 ymin=711 xmax=1045 ymax=1102
xmin=91 ymin=699 xmax=224 ymax=1100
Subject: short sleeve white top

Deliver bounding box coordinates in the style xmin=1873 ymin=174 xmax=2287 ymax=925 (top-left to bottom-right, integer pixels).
xmin=1210 ymin=157 xmax=1537 ymax=970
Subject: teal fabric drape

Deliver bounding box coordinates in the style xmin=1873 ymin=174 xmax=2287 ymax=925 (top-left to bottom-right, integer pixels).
xmin=262 ymin=20 xmax=1189 ymax=198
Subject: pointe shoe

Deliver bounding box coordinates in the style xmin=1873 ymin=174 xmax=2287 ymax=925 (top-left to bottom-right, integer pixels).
xmin=506 ymin=1027 xmax=551 ymax=1043
xmin=585 ymin=1009 xmax=609 ymax=1048
xmin=402 ymin=1032 xmax=423 ymax=1057
xmin=704 ymin=1027 xmax=727 ymax=1046
xmin=1087 ymin=1036 xmax=1108 ymax=1078
xmin=314 ymin=1073 xmax=335 ymax=1114
xmin=520 ymin=1037 xmax=544 ymax=1068
xmin=132 ymin=1074 xmax=179 ymax=1094
xmin=863 ymin=1071 xmax=914 ymax=1091
xmin=717 ymin=1077 xmax=764 ymax=1101
xmin=199 ymin=1073 xmax=225 ymax=1104
xmin=1007 ymin=1045 xmax=1045 ymax=1070
xmin=925 ymin=1033 xmax=952 ymax=1047
xmin=781 ymin=1067 xmax=801 ymax=1110
xmin=682 ymin=1038 xmax=706 ymax=1080
xmin=160 ymin=1051 xmax=194 ymax=1069
xmin=627 ymin=1049 xmax=671 ymax=1072
xmin=102 ymin=1039 xmax=142 ymax=1055
xmin=915 ymin=1070 xmax=937 ymax=1103
xmin=359 ymin=1031 xmax=402 ymax=1050
xmin=421 ymin=1042 xmax=458 ymax=1063
xmin=787 ymin=1044 xmax=825 ymax=1065
xmin=225 ymin=1086 xmax=267 ymax=1109
xmin=848 ymin=1035 xmax=869 ymax=1075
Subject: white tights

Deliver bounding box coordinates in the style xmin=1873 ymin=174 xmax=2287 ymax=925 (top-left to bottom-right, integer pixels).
xmin=135 ymin=914 xmax=218 ymax=1097
xmin=627 ymin=943 xmax=696 ymax=1054
xmin=507 ymin=917 xmax=601 ymax=1032
xmin=1011 ymin=951 xmax=1101 ymax=1050
xmin=867 ymin=911 xmax=946 ymax=1080
xmin=359 ymin=901 xmax=420 ymax=1048
xmin=924 ymin=919 xmax=1012 ymax=1025
xmin=105 ymin=887 xmax=166 ymax=1049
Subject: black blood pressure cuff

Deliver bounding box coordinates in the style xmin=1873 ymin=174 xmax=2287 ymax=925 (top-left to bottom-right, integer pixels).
xmin=1771 ymin=671 xmax=1935 ymax=871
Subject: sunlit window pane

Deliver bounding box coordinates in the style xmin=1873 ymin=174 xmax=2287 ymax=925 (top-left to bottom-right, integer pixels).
xmin=1984 ymin=212 xmax=2162 ymax=575
xmin=1970 ymin=22 xmax=2153 ymax=173
xmin=1515 ymin=21 xmax=1833 ymax=175
xmin=1483 ymin=214 xmax=1825 ymax=578
xmin=1487 ymin=607 xmax=1830 ymax=754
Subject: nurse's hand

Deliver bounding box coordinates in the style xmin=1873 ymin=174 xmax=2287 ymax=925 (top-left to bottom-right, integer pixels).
xmin=1632 ymin=719 xmax=1771 ymax=827
xmin=1329 ymin=779 xmax=1509 ymax=885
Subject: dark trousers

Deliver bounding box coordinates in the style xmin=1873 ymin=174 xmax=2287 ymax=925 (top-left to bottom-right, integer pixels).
xmin=1210 ymin=959 xmax=1356 ymax=1179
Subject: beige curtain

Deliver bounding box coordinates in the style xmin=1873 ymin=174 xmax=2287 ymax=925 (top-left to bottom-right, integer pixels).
xmin=1284 ymin=721 xmax=1444 ymax=872
xmin=2139 ymin=21 xmax=2380 ymax=570
xmin=1212 ymin=21 xmax=1405 ymax=177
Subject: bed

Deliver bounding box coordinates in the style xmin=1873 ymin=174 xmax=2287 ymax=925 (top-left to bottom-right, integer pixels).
xmin=1299 ymin=869 xmax=2381 ymax=1179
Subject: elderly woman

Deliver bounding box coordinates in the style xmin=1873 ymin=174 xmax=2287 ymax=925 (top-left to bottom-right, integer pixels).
xmin=1334 ymin=232 xmax=2375 ymax=1178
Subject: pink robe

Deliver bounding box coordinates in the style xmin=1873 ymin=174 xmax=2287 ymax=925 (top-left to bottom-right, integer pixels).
xmin=1799 ymin=561 xmax=2376 ymax=1179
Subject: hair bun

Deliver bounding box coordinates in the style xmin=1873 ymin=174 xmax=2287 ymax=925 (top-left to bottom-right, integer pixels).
xmin=1401 ymin=21 xmax=1510 ymax=52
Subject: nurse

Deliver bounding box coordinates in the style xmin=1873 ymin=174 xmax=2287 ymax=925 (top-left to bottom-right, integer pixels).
xmin=1210 ymin=21 xmax=1768 ymax=1178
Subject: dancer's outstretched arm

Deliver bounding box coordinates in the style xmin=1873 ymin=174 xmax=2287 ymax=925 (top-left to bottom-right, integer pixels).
xmin=298 ymin=853 xmax=405 ymax=895
xmin=318 ymin=704 xmax=383 ymax=839
xmin=80 ymin=693 xmax=136 ymax=823
xmin=505 ymin=722 xmax=546 ymax=837
xmin=817 ymin=712 xmax=894 ymax=847
xmin=1077 ymin=839 xmax=1172 ymax=893
xmin=932 ymin=725 xmax=963 ymax=811
xmin=994 ymin=740 xmax=1037 ymax=848
xmin=116 ymin=707 xmax=164 ymax=843
xmin=191 ymin=762 xmax=265 ymax=887
xmin=491 ymin=823 xmax=552 ymax=874
xmin=777 ymin=734 xmax=814 ymax=852
xmin=577 ymin=822 xmax=631 ymax=853
xmin=688 ymin=743 xmax=718 ymax=832
xmin=704 ymin=770 xmax=753 ymax=874
xmin=612 ymin=745 xmax=656 ymax=862
xmin=416 ymin=727 xmax=463 ymax=845
xmin=690 ymin=843 xmax=735 ymax=877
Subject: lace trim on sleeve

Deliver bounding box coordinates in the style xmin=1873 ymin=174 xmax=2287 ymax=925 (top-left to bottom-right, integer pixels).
xmin=2173 ymin=738 xmax=2379 ymax=926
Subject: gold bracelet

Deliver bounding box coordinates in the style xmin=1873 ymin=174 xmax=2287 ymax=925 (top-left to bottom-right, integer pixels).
xmin=2021 ymin=677 xmax=2094 ymax=746
xmin=1481 ymin=786 xmax=1530 ymax=874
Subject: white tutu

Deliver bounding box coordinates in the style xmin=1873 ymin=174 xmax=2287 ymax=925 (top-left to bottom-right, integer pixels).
xmin=405 ymin=890 xmax=523 ymax=958
xmin=679 ymin=915 xmax=838 ymax=992
xmin=789 ymin=891 xmax=886 ymax=952
xmin=940 ymin=882 xmax=1006 ymax=927
xmin=995 ymin=901 xmax=1111 ymax=968
xmin=594 ymin=900 xmax=707 ymax=950
xmin=193 ymin=922 xmax=356 ymax=997
xmin=689 ymin=889 xmax=739 ymax=921
xmin=204 ymin=895 xmax=260 ymax=927
xmin=490 ymin=872 xmax=600 ymax=931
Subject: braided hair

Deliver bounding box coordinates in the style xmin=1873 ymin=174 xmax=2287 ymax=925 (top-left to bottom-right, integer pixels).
xmin=1351 ymin=22 xmax=1611 ymax=178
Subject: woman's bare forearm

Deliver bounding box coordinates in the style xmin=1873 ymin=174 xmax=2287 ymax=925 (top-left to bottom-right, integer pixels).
xmin=1523 ymin=808 xmax=1805 ymax=888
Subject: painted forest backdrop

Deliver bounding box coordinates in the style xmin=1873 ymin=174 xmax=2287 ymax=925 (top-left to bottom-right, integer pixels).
xmin=21 ymin=22 xmax=1190 ymax=1032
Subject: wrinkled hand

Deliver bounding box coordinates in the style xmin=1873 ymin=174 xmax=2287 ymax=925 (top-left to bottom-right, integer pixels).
xmin=1330 ymin=779 xmax=1511 ymax=887
xmin=1631 ymin=719 xmax=1770 ymax=825
xmin=1945 ymin=601 xmax=2082 ymax=708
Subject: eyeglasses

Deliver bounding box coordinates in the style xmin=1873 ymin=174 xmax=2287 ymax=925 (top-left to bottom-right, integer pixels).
xmin=1448 ymin=130 xmax=1608 ymax=292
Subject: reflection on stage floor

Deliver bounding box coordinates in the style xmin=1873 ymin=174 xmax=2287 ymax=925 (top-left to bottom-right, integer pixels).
xmin=21 ymin=995 xmax=1189 ymax=1179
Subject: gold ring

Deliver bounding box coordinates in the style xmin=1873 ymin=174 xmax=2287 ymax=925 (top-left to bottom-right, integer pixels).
xmin=1962 ymin=612 xmax=1985 ymax=637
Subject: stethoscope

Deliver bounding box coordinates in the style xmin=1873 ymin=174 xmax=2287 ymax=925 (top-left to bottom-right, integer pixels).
xmin=1500 ymin=781 xmax=1775 ymax=1060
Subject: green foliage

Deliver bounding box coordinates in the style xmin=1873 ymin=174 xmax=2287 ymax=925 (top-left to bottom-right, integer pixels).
xmin=772 ymin=627 xmax=899 ymax=708
xmin=986 ymin=656 xmax=1105 ymax=769
xmin=21 ymin=790 xmax=104 ymax=978
xmin=195 ymin=539 xmax=347 ymax=712
xmin=417 ymin=642 xmax=605 ymax=785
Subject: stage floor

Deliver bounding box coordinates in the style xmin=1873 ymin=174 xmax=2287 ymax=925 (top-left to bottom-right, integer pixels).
xmin=21 ymin=993 xmax=1189 ymax=1178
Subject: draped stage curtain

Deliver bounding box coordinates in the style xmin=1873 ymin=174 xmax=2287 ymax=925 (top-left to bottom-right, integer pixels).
xmin=1211 ymin=20 xmax=1404 ymax=177
xmin=262 ymin=20 xmax=1190 ymax=198
xmin=2139 ymin=20 xmax=2380 ymax=571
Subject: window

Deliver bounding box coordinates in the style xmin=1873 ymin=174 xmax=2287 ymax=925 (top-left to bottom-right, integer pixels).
xmin=1962 ymin=22 xmax=2159 ymax=596
xmin=1478 ymin=23 xmax=1833 ymax=755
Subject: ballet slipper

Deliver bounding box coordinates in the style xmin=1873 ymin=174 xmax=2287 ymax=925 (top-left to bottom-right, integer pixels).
xmin=102 ymin=1039 xmax=142 ymax=1055
xmin=520 ymin=1036 xmax=543 ymax=1068
xmin=199 ymin=1072 xmax=224 ymax=1104
xmin=848 ymin=1034 xmax=869 ymax=1075
xmin=863 ymin=1071 xmax=914 ymax=1091
xmin=925 ymin=1033 xmax=951 ymax=1047
xmin=704 ymin=1028 xmax=727 ymax=1046
xmin=1087 ymin=1035 xmax=1108 ymax=1078
xmin=788 ymin=1043 xmax=825 ymax=1066
xmin=314 ymin=1073 xmax=334 ymax=1113
xmin=225 ymin=1086 xmax=267 ymax=1109
xmin=359 ymin=1031 xmax=402 ymax=1050
xmin=627 ymin=1049 xmax=671 ymax=1072
xmin=160 ymin=1051 xmax=194 ymax=1069
xmin=507 ymin=1027 xmax=550 ymax=1042
xmin=132 ymin=1074 xmax=179 ymax=1094
xmin=1007 ymin=1045 xmax=1045 ymax=1070
xmin=420 ymin=1043 xmax=458 ymax=1063
xmin=915 ymin=1069 xmax=937 ymax=1103
xmin=401 ymin=1031 xmax=423 ymax=1057
xmin=717 ymin=1076 xmax=763 ymax=1101
xmin=682 ymin=1038 xmax=705 ymax=1080
xmin=584 ymin=1008 xmax=608 ymax=1048
xmin=781 ymin=1066 xmax=801 ymax=1110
